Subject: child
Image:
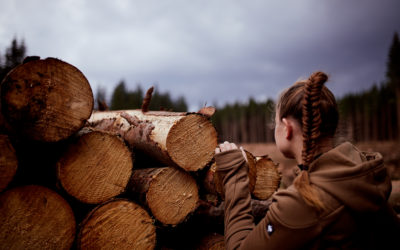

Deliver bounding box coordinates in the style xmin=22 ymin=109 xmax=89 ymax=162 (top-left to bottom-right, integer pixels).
xmin=215 ymin=71 xmax=400 ymax=249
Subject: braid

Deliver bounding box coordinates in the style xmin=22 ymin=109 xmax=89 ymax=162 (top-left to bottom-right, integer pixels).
xmin=294 ymin=71 xmax=328 ymax=212
xmin=301 ymin=72 xmax=327 ymax=167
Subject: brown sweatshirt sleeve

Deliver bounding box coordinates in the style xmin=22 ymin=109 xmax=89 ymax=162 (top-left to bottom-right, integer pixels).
xmin=215 ymin=150 xmax=321 ymax=250
xmin=215 ymin=149 xmax=269 ymax=249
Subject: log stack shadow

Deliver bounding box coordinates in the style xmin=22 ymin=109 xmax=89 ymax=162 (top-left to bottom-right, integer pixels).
xmin=0 ymin=57 xmax=281 ymax=249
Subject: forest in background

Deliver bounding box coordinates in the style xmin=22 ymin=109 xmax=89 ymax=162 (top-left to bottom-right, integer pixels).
xmin=1 ymin=32 xmax=399 ymax=144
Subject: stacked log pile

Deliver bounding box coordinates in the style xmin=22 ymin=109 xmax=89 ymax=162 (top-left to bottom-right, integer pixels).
xmin=0 ymin=57 xmax=281 ymax=249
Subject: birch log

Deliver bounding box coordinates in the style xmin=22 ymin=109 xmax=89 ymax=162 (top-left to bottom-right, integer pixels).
xmin=128 ymin=166 xmax=199 ymax=225
xmin=0 ymin=185 xmax=76 ymax=250
xmin=77 ymin=199 xmax=156 ymax=250
xmin=88 ymin=110 xmax=218 ymax=172
xmin=57 ymin=130 xmax=133 ymax=204
xmin=0 ymin=134 xmax=17 ymax=192
xmin=0 ymin=57 xmax=93 ymax=142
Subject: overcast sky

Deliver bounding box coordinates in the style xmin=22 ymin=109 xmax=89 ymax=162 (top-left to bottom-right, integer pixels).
xmin=1 ymin=0 xmax=400 ymax=111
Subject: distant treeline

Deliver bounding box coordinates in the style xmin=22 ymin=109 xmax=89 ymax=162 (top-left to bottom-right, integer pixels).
xmin=211 ymin=99 xmax=275 ymax=143
xmin=97 ymin=81 xmax=188 ymax=112
xmin=213 ymin=32 xmax=400 ymax=143
xmin=1 ymin=32 xmax=399 ymax=143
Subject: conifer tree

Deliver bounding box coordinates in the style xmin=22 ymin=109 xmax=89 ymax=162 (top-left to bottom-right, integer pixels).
xmin=0 ymin=38 xmax=26 ymax=82
xmin=386 ymin=32 xmax=400 ymax=139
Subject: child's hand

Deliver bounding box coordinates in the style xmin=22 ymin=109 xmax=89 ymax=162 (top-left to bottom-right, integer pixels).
xmin=215 ymin=141 xmax=248 ymax=162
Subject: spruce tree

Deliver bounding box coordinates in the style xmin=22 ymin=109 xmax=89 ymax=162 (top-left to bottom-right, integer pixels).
xmin=386 ymin=32 xmax=400 ymax=139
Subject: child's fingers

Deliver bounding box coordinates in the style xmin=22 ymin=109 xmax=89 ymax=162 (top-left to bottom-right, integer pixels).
xmin=240 ymin=146 xmax=248 ymax=162
xmin=215 ymin=147 xmax=221 ymax=154
xmin=220 ymin=141 xmax=237 ymax=151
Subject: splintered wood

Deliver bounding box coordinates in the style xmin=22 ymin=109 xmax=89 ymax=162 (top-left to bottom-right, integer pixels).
xmin=0 ymin=58 xmax=93 ymax=142
xmin=88 ymin=110 xmax=218 ymax=172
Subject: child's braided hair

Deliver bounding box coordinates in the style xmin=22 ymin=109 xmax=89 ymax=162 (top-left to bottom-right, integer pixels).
xmin=277 ymin=71 xmax=338 ymax=211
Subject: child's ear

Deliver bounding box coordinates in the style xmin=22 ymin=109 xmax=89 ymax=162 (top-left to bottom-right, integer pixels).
xmin=282 ymin=118 xmax=293 ymax=140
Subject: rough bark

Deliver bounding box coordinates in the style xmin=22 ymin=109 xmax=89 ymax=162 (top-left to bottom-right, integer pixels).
xmin=0 ymin=57 xmax=93 ymax=142
xmin=0 ymin=134 xmax=18 ymax=192
xmin=128 ymin=166 xmax=199 ymax=225
xmin=57 ymin=130 xmax=133 ymax=204
xmin=88 ymin=110 xmax=218 ymax=171
xmin=77 ymin=199 xmax=156 ymax=250
xmin=0 ymin=185 xmax=76 ymax=249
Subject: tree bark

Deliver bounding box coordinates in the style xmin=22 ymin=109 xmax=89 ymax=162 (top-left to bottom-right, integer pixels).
xmin=0 ymin=185 xmax=76 ymax=250
xmin=0 ymin=134 xmax=18 ymax=192
xmin=0 ymin=57 xmax=93 ymax=142
xmin=128 ymin=166 xmax=199 ymax=226
xmin=57 ymin=129 xmax=133 ymax=204
xmin=77 ymin=199 xmax=156 ymax=250
xmin=88 ymin=110 xmax=218 ymax=172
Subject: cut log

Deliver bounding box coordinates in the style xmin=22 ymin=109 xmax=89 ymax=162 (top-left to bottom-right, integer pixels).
xmin=196 ymin=233 xmax=225 ymax=250
xmin=77 ymin=199 xmax=156 ymax=250
xmin=128 ymin=166 xmax=199 ymax=225
xmin=0 ymin=134 xmax=18 ymax=192
xmin=88 ymin=110 xmax=218 ymax=171
xmin=57 ymin=130 xmax=133 ymax=204
xmin=0 ymin=57 xmax=93 ymax=142
xmin=203 ymin=151 xmax=257 ymax=200
xmin=252 ymin=155 xmax=281 ymax=200
xmin=205 ymin=152 xmax=280 ymax=201
xmin=0 ymin=185 xmax=76 ymax=249
xmin=245 ymin=150 xmax=257 ymax=195
xmin=202 ymin=162 xmax=224 ymax=199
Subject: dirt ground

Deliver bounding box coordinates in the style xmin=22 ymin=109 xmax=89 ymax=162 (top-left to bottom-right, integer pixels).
xmin=240 ymin=141 xmax=400 ymax=214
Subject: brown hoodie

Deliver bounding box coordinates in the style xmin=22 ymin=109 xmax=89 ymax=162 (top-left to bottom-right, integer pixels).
xmin=215 ymin=142 xmax=400 ymax=250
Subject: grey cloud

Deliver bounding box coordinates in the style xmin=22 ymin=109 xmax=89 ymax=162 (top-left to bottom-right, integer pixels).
xmin=1 ymin=0 xmax=400 ymax=111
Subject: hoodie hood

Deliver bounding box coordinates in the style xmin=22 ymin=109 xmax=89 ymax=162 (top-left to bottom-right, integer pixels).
xmin=309 ymin=142 xmax=392 ymax=213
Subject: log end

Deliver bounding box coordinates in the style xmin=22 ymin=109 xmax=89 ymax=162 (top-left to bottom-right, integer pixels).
xmin=167 ymin=114 xmax=218 ymax=171
xmin=58 ymin=131 xmax=133 ymax=204
xmin=147 ymin=167 xmax=199 ymax=225
xmin=253 ymin=155 xmax=281 ymax=200
xmin=245 ymin=150 xmax=257 ymax=194
xmin=78 ymin=199 xmax=156 ymax=249
xmin=196 ymin=233 xmax=225 ymax=250
xmin=0 ymin=135 xmax=18 ymax=192
xmin=0 ymin=185 xmax=76 ymax=249
xmin=0 ymin=57 xmax=94 ymax=142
